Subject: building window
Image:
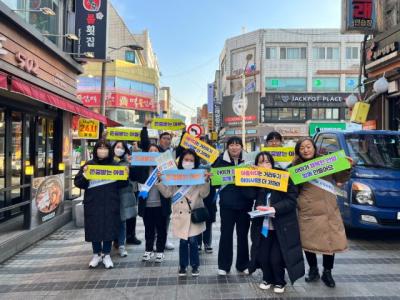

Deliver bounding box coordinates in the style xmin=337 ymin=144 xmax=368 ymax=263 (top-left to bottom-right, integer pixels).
xmin=327 ymin=47 xmax=339 ymax=59
xmin=345 ymin=108 xmax=352 ymax=120
xmin=312 ymin=108 xmax=340 ymax=120
xmin=125 ymin=50 xmax=136 ymax=63
xmin=263 ymin=107 xmax=307 ymax=121
xmin=265 ymin=47 xmax=277 ymax=59
xmin=313 ymin=47 xmax=325 ymax=59
xmin=346 ymin=47 xmax=359 ymax=59
xmin=280 ymin=47 xmax=306 ymax=59
xmin=345 ymin=77 xmax=358 ymax=91
xmin=265 ymin=77 xmax=307 ymax=91
xmin=313 ymin=47 xmax=339 ymax=59
xmin=312 ymin=77 xmax=340 ymax=92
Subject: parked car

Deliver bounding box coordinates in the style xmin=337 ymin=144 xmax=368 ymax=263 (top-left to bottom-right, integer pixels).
xmin=313 ymin=130 xmax=400 ymax=230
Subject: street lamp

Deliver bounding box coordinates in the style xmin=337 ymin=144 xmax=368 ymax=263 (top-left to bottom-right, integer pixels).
xmin=241 ymin=53 xmax=253 ymax=148
xmin=100 ymin=44 xmax=144 ymax=116
xmin=64 ymin=52 xmax=94 ymax=58
xmin=42 ymin=33 xmax=79 ymax=40
xmin=12 ymin=7 xmax=56 ymax=16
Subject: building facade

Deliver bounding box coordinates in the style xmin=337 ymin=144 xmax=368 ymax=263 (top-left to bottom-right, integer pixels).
xmin=217 ymin=29 xmax=364 ymax=148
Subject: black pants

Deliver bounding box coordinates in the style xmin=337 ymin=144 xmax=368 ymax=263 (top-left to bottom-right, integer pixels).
xmin=126 ymin=217 xmax=137 ymax=240
xmin=304 ymin=251 xmax=335 ymax=270
xmin=218 ymin=207 xmax=250 ymax=272
xmin=197 ymin=221 xmax=212 ymax=246
xmin=258 ymin=231 xmax=286 ymax=286
xmin=143 ymin=207 xmax=167 ymax=252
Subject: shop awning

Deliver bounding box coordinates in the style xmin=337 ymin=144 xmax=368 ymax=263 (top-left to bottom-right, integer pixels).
xmin=11 ymin=77 xmax=108 ymax=124
xmin=0 ymin=72 xmax=7 ymax=90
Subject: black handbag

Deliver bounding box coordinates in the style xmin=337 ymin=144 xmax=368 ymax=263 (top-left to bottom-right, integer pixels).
xmin=185 ymin=198 xmax=209 ymax=223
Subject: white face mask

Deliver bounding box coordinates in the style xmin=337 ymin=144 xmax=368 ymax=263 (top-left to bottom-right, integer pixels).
xmin=114 ymin=148 xmax=125 ymax=157
xmin=182 ymin=161 xmax=194 ymax=170
xmin=97 ymin=149 xmax=109 ymax=159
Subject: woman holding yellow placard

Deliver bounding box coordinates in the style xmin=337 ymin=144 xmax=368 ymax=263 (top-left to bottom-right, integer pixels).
xmin=292 ymin=137 xmax=352 ymax=288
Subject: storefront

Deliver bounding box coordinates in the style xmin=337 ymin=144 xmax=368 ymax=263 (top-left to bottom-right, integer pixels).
xmin=364 ymin=23 xmax=400 ymax=131
xmin=0 ymin=4 xmax=107 ymax=225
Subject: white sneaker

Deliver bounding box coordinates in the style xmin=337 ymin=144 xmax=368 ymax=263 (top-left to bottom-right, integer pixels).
xmin=119 ymin=246 xmax=128 ymax=257
xmin=259 ymin=281 xmax=271 ymax=290
xmin=155 ymin=252 xmax=165 ymax=263
xmin=165 ymin=241 xmax=175 ymax=250
xmin=274 ymin=285 xmax=285 ymax=294
xmin=239 ymin=268 xmax=249 ymax=275
xmin=218 ymin=269 xmax=228 ymax=276
xmin=102 ymin=254 xmax=114 ymax=269
xmin=142 ymin=251 xmax=153 ymax=261
xmin=89 ymin=254 xmax=102 ymax=268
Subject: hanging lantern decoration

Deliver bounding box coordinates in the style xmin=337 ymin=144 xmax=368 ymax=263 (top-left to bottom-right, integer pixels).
xmin=373 ymin=76 xmax=389 ymax=94
xmin=345 ymin=94 xmax=358 ymax=108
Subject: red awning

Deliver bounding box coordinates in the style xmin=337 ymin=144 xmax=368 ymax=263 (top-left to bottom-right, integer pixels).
xmin=11 ymin=77 xmax=107 ymax=124
xmin=0 ymin=72 xmax=7 ymax=90
xmin=106 ymin=118 xmax=122 ymax=127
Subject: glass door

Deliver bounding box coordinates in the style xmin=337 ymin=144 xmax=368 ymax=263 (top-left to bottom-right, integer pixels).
xmin=0 ymin=110 xmax=5 ymax=219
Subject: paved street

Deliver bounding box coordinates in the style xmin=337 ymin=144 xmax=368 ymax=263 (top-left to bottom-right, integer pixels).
xmin=1 ymin=218 xmax=400 ymax=300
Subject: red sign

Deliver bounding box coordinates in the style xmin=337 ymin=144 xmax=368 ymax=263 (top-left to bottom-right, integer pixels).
xmin=362 ymin=120 xmax=376 ymax=130
xmin=78 ymin=92 xmax=156 ymax=112
xmin=224 ymin=115 xmax=257 ymax=123
xmin=83 ymin=0 xmax=101 ymax=11
xmin=187 ymin=124 xmax=203 ymax=138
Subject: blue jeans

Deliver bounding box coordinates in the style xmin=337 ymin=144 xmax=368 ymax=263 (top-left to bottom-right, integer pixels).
xmin=197 ymin=221 xmax=212 ymax=247
xmin=179 ymin=236 xmax=199 ymax=269
xmin=92 ymin=241 xmax=112 ymax=255
xmin=118 ymin=221 xmax=126 ymax=247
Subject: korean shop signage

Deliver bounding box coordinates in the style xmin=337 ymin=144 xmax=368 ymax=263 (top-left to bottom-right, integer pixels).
xmin=367 ymin=42 xmax=399 ymax=62
xmin=342 ymin=0 xmax=381 ymax=34
xmin=75 ymin=0 xmax=108 ymax=59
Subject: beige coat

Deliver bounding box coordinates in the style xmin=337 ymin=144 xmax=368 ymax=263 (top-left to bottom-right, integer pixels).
xmin=157 ymin=182 xmax=210 ymax=240
xmin=294 ymin=158 xmax=351 ymax=255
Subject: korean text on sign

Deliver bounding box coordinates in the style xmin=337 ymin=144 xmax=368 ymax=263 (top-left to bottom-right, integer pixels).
xmin=210 ymin=166 xmax=243 ymax=186
xmin=180 ymin=133 xmax=219 ymax=164
xmin=161 ymin=169 xmax=205 ymax=186
xmin=234 ymin=167 xmax=290 ymax=192
xmin=287 ymin=150 xmax=351 ymax=185
xmin=151 ymin=118 xmax=185 ymax=131
xmin=261 ymin=147 xmax=295 ymax=163
xmin=106 ymin=127 xmax=141 ymax=141
xmin=85 ymin=165 xmax=128 ymax=181
xmin=131 ymin=152 xmax=160 ymax=166
xmin=78 ymin=118 xmax=99 ymax=139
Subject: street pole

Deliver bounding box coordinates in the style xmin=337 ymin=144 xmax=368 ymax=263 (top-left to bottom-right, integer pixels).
xmin=100 ymin=60 xmax=107 ymax=116
xmin=241 ymin=71 xmax=246 ymax=148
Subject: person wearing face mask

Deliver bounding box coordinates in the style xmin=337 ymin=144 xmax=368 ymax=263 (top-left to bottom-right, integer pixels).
xmin=74 ymin=139 xmax=128 ymax=269
xmin=211 ymin=136 xmax=251 ymax=276
xmin=157 ymin=149 xmax=211 ymax=277
xmin=130 ymin=143 xmax=171 ymax=263
xmin=111 ymin=141 xmax=138 ymax=257
xmin=247 ymin=152 xmax=304 ymax=294
xmin=292 ymin=138 xmax=352 ymax=288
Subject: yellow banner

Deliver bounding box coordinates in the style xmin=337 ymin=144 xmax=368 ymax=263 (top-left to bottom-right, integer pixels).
xmin=107 ymin=127 xmax=141 ymax=141
xmin=234 ymin=167 xmax=290 ymax=192
xmin=261 ymin=147 xmax=295 ymax=163
xmin=180 ymin=133 xmax=219 ymax=163
xmin=151 ymin=118 xmax=185 ymax=131
xmin=85 ymin=165 xmax=128 ymax=180
xmin=78 ymin=118 xmax=99 ymax=139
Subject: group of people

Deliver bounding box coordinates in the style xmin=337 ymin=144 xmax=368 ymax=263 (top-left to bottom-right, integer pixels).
xmin=74 ymin=127 xmax=352 ymax=295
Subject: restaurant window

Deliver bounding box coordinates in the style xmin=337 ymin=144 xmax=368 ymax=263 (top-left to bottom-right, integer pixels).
xmin=312 ymin=108 xmax=340 ymax=120
xmin=346 ymin=47 xmax=359 ymax=59
xmin=265 ymin=47 xmax=277 ymax=59
xmin=280 ymin=47 xmax=306 ymax=59
xmin=312 ymin=77 xmax=340 ymax=92
xmin=265 ymin=77 xmax=307 ymax=92
xmin=263 ymin=107 xmax=307 ymax=121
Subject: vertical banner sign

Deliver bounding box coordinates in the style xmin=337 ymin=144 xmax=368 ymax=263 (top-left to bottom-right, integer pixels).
xmin=261 ymin=147 xmax=295 ymax=163
xmin=234 ymin=167 xmax=290 ymax=192
xmin=213 ymin=103 xmax=222 ymax=132
xmin=180 ymin=133 xmax=219 ymax=164
xmin=75 ymin=0 xmax=108 ymax=59
xmin=107 ymin=128 xmax=141 ymax=141
xmin=78 ymin=118 xmax=99 ymax=139
xmin=151 ymin=118 xmax=185 ymax=131
xmin=207 ymin=83 xmax=214 ymax=113
xmin=288 ymin=150 xmax=351 ymax=185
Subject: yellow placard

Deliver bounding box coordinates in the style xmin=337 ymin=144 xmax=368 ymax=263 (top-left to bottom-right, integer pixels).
xmin=350 ymin=102 xmax=370 ymax=124
xmin=261 ymin=147 xmax=295 ymax=163
xmin=107 ymin=127 xmax=141 ymax=141
xmin=151 ymin=118 xmax=185 ymax=131
xmin=78 ymin=118 xmax=99 ymax=139
xmin=180 ymin=133 xmax=219 ymax=163
xmin=234 ymin=167 xmax=289 ymax=192
xmin=85 ymin=165 xmax=128 ymax=180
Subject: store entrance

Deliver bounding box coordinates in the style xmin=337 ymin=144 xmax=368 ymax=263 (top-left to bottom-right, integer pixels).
xmin=389 ymin=97 xmax=400 ymax=131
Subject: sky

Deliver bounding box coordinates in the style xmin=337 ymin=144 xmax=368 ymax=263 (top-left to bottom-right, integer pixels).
xmin=110 ymin=0 xmax=343 ymax=118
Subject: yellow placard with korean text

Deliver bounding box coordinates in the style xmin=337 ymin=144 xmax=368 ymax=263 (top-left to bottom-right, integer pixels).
xmin=180 ymin=133 xmax=219 ymax=164
xmin=261 ymin=147 xmax=295 ymax=163
xmin=78 ymin=118 xmax=99 ymax=139
xmin=151 ymin=118 xmax=185 ymax=131
xmin=85 ymin=165 xmax=128 ymax=180
xmin=107 ymin=128 xmax=141 ymax=141
xmin=234 ymin=167 xmax=289 ymax=192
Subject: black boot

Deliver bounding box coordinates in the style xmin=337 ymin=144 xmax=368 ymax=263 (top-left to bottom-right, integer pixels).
xmin=321 ymin=269 xmax=336 ymax=288
xmin=305 ymin=267 xmax=320 ymax=282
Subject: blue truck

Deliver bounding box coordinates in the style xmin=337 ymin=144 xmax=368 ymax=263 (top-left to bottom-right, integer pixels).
xmin=313 ymin=130 xmax=400 ymax=230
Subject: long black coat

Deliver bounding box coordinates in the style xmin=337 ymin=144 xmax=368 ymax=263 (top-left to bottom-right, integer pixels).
xmin=74 ymin=160 xmax=125 ymax=242
xmin=248 ymin=179 xmax=305 ymax=284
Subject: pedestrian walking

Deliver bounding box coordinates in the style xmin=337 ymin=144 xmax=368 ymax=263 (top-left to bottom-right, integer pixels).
xmin=292 ymin=137 xmax=352 ymax=288
xmin=248 ymin=152 xmax=304 ymax=294
xmin=212 ymin=136 xmax=251 ymax=276
xmin=111 ymin=141 xmax=138 ymax=257
xmin=74 ymin=139 xmax=128 ymax=269
xmin=157 ymin=149 xmax=211 ymax=277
